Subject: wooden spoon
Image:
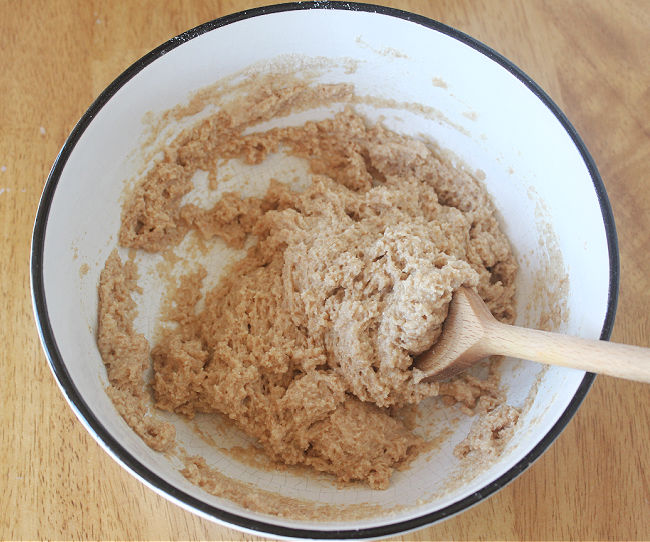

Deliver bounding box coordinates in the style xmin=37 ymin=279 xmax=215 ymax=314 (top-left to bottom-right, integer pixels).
xmin=416 ymin=287 xmax=650 ymax=383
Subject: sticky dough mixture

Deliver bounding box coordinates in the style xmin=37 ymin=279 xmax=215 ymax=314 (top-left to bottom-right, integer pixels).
xmin=98 ymin=84 xmax=519 ymax=490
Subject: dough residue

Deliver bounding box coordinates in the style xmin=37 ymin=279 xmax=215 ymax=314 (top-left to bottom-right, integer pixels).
xmin=97 ymin=82 xmax=519 ymax=492
xmin=97 ymin=251 xmax=175 ymax=451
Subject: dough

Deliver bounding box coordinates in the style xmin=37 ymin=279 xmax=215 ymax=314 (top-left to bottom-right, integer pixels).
xmin=98 ymin=85 xmax=518 ymax=489
xmin=97 ymin=251 xmax=175 ymax=451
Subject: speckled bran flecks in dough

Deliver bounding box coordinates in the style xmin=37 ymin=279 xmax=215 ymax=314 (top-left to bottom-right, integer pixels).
xmin=97 ymin=81 xmax=519 ymax=495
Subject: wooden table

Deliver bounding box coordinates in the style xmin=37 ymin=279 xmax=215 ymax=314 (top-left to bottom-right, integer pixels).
xmin=2 ymin=1 xmax=648 ymax=540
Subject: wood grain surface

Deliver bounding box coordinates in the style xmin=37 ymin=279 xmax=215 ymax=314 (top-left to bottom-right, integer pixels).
xmin=1 ymin=1 xmax=648 ymax=540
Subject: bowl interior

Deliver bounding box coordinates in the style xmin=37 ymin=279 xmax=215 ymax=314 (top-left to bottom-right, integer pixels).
xmin=35 ymin=6 xmax=612 ymax=536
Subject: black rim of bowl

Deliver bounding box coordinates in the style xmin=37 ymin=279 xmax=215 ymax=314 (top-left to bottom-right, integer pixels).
xmin=31 ymin=2 xmax=619 ymax=539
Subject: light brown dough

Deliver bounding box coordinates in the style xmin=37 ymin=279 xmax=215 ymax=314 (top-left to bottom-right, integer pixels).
xmin=97 ymin=250 xmax=175 ymax=451
xmin=98 ymin=85 xmax=518 ymax=489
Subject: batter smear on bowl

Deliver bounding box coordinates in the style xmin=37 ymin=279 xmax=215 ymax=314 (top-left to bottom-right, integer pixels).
xmin=97 ymin=83 xmax=519 ymax=490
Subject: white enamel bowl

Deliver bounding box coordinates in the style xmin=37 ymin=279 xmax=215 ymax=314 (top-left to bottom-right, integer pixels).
xmin=31 ymin=3 xmax=618 ymax=539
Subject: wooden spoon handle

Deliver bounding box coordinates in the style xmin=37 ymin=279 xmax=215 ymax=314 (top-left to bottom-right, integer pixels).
xmin=484 ymin=321 xmax=650 ymax=383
